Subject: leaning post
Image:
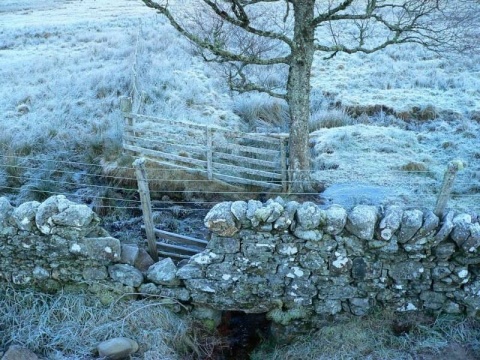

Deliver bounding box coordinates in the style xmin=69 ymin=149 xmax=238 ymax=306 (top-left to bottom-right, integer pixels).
xmin=133 ymin=157 xmax=159 ymax=262
xmin=434 ymin=160 xmax=465 ymax=217
xmin=120 ymin=96 xmax=134 ymax=148
xmin=280 ymin=136 xmax=288 ymax=193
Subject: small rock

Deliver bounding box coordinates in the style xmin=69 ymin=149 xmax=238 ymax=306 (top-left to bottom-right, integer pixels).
xmin=2 ymin=345 xmax=38 ymax=360
xmin=97 ymin=337 xmax=139 ymax=360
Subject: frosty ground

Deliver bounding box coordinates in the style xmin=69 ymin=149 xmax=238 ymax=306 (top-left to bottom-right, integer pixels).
xmin=0 ymin=0 xmax=480 ymax=359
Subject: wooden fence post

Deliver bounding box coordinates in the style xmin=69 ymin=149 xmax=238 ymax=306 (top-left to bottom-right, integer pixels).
xmin=434 ymin=160 xmax=465 ymax=217
xmin=133 ymin=158 xmax=159 ymax=262
xmin=280 ymin=136 xmax=288 ymax=193
xmin=120 ymin=96 xmax=134 ymax=147
xmin=206 ymin=126 xmax=213 ymax=180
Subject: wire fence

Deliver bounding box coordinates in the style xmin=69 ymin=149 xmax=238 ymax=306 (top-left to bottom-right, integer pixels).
xmin=0 ymin=153 xmax=478 ymax=215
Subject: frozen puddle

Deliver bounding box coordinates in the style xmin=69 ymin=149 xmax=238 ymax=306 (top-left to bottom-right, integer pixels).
xmin=320 ymin=182 xmax=402 ymax=209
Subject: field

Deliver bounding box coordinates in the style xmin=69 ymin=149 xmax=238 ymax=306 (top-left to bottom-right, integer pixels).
xmin=1 ymin=0 xmax=480 ymax=359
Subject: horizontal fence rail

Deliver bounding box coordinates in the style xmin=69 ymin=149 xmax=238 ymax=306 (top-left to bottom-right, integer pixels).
xmin=120 ymin=97 xmax=289 ymax=191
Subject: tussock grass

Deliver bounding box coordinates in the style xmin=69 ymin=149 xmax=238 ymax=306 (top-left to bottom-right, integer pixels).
xmin=0 ymin=287 xmax=215 ymax=360
xmin=251 ymin=310 xmax=480 ymax=360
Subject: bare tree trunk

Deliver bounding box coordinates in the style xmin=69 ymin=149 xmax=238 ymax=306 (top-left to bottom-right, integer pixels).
xmin=286 ymin=0 xmax=315 ymax=193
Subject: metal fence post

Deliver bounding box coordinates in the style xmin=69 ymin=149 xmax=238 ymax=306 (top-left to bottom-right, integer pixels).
xmin=133 ymin=158 xmax=159 ymax=262
xmin=434 ymin=160 xmax=465 ymax=217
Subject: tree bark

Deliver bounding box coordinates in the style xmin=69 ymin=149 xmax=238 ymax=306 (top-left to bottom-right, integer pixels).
xmin=286 ymin=0 xmax=315 ymax=193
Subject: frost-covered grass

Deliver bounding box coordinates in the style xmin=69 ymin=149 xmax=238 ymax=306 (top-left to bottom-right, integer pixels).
xmin=0 ymin=0 xmax=478 ymax=211
xmin=252 ymin=310 xmax=480 ymax=360
xmin=0 ymin=287 xmax=219 ymax=360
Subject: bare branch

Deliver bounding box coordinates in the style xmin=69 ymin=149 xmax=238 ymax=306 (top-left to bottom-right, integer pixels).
xmin=227 ymin=63 xmax=287 ymax=99
xmin=202 ymin=0 xmax=294 ymax=47
xmin=141 ymin=0 xmax=290 ymax=66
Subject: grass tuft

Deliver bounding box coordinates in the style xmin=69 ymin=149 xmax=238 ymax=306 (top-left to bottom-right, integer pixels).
xmin=0 ymin=287 xmax=218 ymax=360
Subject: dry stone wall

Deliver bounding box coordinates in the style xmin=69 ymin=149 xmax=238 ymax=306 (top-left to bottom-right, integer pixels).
xmin=1 ymin=195 xmax=480 ymax=330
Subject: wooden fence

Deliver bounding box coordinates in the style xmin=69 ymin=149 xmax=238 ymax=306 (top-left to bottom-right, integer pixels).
xmin=120 ymin=97 xmax=289 ymax=191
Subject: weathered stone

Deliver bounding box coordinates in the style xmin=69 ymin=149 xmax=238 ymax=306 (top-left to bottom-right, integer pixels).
xmin=389 ymin=261 xmax=425 ymax=281
xmin=277 ymin=243 xmax=299 ymax=256
xmin=190 ymin=251 xmax=223 ymax=266
xmin=317 ymin=283 xmax=357 ymax=300
xmin=432 ymin=266 xmax=452 ymax=280
xmin=146 ymin=258 xmax=180 ymax=286
xmin=451 ymin=213 xmax=472 ymax=247
xmin=0 ymin=197 xmax=14 ymax=234
xmin=0 ymin=196 xmax=15 ymax=227
xmin=134 ymin=248 xmax=155 ymax=272
xmin=12 ymin=201 xmax=40 ymax=231
xmin=83 ymin=266 xmax=108 ymax=281
xmin=176 ymin=262 xmax=204 ymax=279
xmin=36 ymin=195 xmax=98 ymax=236
xmin=314 ymin=299 xmax=342 ymax=315
xmin=295 ymin=202 xmax=325 ymax=230
xmin=204 ymin=202 xmax=238 ymax=236
xmin=120 ymin=244 xmax=139 ymax=265
xmin=378 ymin=235 xmax=399 ymax=254
xmin=97 ymin=337 xmax=139 ymax=360
xmin=185 ymin=278 xmax=217 ymax=294
xmin=432 ymin=210 xmax=455 ymax=245
xmin=433 ymin=241 xmax=456 ymax=259
xmin=207 ymin=235 xmax=240 ymax=253
xmin=412 ymin=210 xmax=439 ymax=240
xmin=420 ymin=291 xmax=446 ymax=310
xmin=349 ymin=297 xmax=372 ymax=316
xmin=376 ymin=205 xmax=403 ymax=241
xmin=69 ymin=237 xmax=121 ymax=262
xmin=397 ymin=209 xmax=423 ymax=243
xmin=343 ymin=235 xmax=365 ymax=256
xmin=282 ymin=200 xmax=299 ymax=230
xmin=255 ymin=201 xmax=283 ymax=223
xmin=191 ymin=306 xmax=222 ymax=329
xmin=462 ymin=223 xmax=480 ymax=253
xmin=293 ymin=228 xmax=323 ymax=241
xmin=109 ymin=264 xmax=144 ymax=287
xmin=2 ymin=345 xmax=39 ymax=360
xmin=329 ymin=253 xmax=352 ymax=275
xmin=231 ymin=201 xmax=248 ymax=222
xmin=267 ymin=307 xmax=310 ymax=326
xmin=324 ymin=205 xmax=347 ymax=235
xmin=352 ymin=257 xmax=368 ymax=280
xmin=299 ymin=252 xmax=327 ymax=272
xmin=138 ymin=283 xmax=191 ymax=302
xmin=346 ymin=205 xmax=377 ymax=240
xmin=246 ymin=200 xmax=263 ymax=227
xmin=32 ymin=265 xmax=50 ymax=280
